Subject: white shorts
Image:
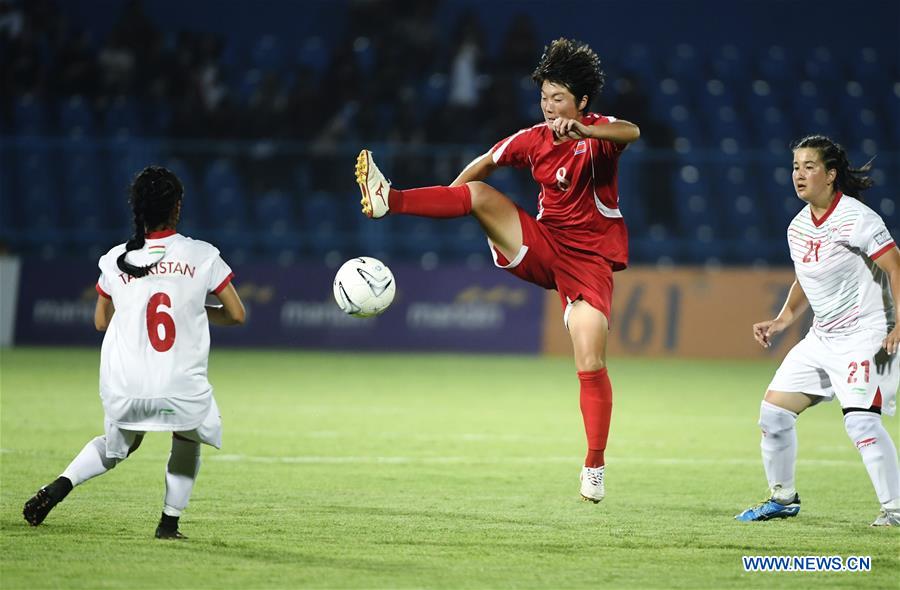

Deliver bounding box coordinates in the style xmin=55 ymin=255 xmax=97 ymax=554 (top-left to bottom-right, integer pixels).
xmin=103 ymin=394 xmax=223 ymax=459
xmin=769 ymin=329 xmax=898 ymax=416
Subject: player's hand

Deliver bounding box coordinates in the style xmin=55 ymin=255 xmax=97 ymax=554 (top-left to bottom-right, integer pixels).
xmin=882 ymin=326 xmax=900 ymax=355
xmin=874 ymin=348 xmax=890 ymax=375
xmin=550 ymin=117 xmax=588 ymax=141
xmin=752 ymin=318 xmax=787 ymax=348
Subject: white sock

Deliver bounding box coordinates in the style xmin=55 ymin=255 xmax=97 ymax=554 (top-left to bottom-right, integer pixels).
xmin=844 ymin=412 xmax=900 ymax=507
xmin=60 ymin=436 xmax=121 ymax=486
xmin=758 ymin=401 xmax=798 ymax=496
xmin=163 ymin=436 xmax=201 ymax=516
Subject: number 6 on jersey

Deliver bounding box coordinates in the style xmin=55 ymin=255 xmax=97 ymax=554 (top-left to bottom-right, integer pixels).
xmin=147 ymin=292 xmax=176 ymax=352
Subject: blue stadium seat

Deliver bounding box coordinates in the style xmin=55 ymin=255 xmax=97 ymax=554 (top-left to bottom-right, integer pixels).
xmin=161 ymin=158 xmax=201 ymax=235
xmin=706 ymin=106 xmax=750 ymax=149
xmin=144 ymin=101 xmax=173 ymax=135
xmin=13 ymin=95 xmax=48 ymax=136
xmin=59 ymin=96 xmax=95 ymax=137
xmin=764 ymin=164 xmax=802 ymax=233
xmin=396 ymin=216 xmax=443 ymax=258
xmin=441 ymin=217 xmax=487 ymax=259
xmin=255 ymin=190 xmax=302 ymax=257
xmin=802 ymin=46 xmax=841 ymax=82
xmin=419 ymin=73 xmax=449 ymax=113
xmin=62 ymin=147 xmax=104 ymax=230
xmin=208 ymin=185 xmax=248 ymax=233
xmin=790 ymin=80 xmax=841 ymax=138
xmin=756 ymin=107 xmax=795 ymax=152
xmin=619 ymin=43 xmax=659 ymax=90
xmin=649 ymin=78 xmax=689 ymax=124
xmin=252 ymin=35 xmax=286 ymax=71
xmin=353 ymin=36 xmax=376 ymax=71
xmin=16 ymin=152 xmax=59 ymax=231
xmin=106 ymin=139 xmax=162 ymax=225
xmin=617 ymin=159 xmax=647 ymax=236
xmin=757 ymin=46 xmax=796 ymax=82
xmin=296 ymin=36 xmax=329 ymax=73
xmin=744 ymin=80 xmax=782 ymax=120
xmin=664 ymin=43 xmax=705 ymax=84
xmin=629 ymin=234 xmax=684 ymax=266
xmin=301 ymin=191 xmax=345 ymax=257
xmin=710 ymin=45 xmax=751 ymax=84
xmin=355 ymin=214 xmax=397 ymax=261
xmin=672 ymin=163 xmax=716 ymax=236
xmin=104 ymin=97 xmax=142 ymax=137
xmin=254 ymin=190 xmax=293 ymax=233
xmin=856 ymin=47 xmax=891 ymax=84
xmin=203 ymin=158 xmax=242 ymax=195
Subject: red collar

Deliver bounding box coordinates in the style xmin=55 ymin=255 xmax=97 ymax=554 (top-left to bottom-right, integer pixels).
xmin=811 ymin=192 xmax=842 ymax=227
xmin=146 ymin=229 xmax=177 ymax=239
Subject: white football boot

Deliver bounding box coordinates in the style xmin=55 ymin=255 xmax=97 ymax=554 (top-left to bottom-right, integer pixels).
xmin=871 ymin=508 xmax=900 ymax=526
xmin=580 ymin=466 xmax=605 ymax=503
xmin=355 ymin=149 xmax=391 ymax=218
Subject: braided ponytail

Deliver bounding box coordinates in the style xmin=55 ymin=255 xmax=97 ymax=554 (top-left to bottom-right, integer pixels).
xmin=791 ymin=135 xmax=875 ymax=200
xmin=116 ymin=166 xmax=184 ymax=278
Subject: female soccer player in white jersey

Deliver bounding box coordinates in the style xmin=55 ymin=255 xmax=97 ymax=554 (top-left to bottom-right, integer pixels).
xmin=736 ymin=136 xmax=900 ymax=526
xmin=354 ymin=38 xmax=640 ymax=504
xmin=23 ymin=165 xmax=246 ymax=539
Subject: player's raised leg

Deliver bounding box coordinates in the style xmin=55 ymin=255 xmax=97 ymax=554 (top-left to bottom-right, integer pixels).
xmin=24 ymin=433 xmax=142 ymax=526
xmin=567 ymin=300 xmax=611 ymax=503
xmin=354 ymin=150 xmax=524 ymax=261
xmin=735 ymin=391 xmax=812 ymax=521
xmin=355 ymin=149 xmax=477 ymax=220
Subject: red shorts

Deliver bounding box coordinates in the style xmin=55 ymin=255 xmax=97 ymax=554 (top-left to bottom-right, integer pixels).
xmin=490 ymin=207 xmax=614 ymax=319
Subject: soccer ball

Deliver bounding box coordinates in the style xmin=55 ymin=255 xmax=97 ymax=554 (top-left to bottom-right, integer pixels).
xmin=333 ymin=257 xmax=396 ymax=317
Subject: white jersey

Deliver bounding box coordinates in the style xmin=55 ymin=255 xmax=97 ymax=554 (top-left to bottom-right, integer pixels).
xmin=96 ymin=230 xmax=233 ymax=429
xmin=787 ymin=193 xmax=896 ymax=337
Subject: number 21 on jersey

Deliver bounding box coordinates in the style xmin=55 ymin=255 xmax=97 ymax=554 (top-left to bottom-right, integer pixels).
xmin=847 ymin=360 xmax=870 ymax=384
xmin=146 ymin=292 xmax=176 ymax=352
xmin=803 ymin=239 xmax=822 ymax=263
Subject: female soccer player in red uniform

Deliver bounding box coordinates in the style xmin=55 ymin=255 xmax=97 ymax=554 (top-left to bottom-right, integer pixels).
xmin=355 ymin=38 xmax=639 ymax=503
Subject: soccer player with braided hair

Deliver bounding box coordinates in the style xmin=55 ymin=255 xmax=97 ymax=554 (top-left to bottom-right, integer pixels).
xmin=23 ymin=165 xmax=246 ymax=538
xmin=355 ymin=38 xmax=640 ymax=503
xmin=736 ymin=136 xmax=900 ymax=526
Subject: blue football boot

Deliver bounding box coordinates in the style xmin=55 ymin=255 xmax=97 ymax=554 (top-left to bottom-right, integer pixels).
xmin=735 ymin=487 xmax=801 ymax=522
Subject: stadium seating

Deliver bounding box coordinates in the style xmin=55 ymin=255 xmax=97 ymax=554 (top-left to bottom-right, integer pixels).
xmin=2 ymin=0 xmax=896 ymax=266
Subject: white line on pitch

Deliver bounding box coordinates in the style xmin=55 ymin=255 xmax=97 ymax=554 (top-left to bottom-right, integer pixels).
xmin=207 ymin=454 xmax=859 ymax=467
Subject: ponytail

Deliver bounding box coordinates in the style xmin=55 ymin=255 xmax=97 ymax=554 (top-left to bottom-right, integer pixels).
xmin=116 ymin=166 xmax=184 ymax=278
xmin=792 ymin=135 xmax=875 ymax=199
xmin=116 ymin=209 xmax=152 ymax=277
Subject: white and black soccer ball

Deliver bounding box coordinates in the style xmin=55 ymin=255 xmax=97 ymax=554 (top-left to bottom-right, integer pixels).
xmin=332 ymin=257 xmax=396 ymax=317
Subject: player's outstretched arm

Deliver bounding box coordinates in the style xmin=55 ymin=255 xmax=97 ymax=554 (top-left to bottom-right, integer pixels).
xmin=207 ymin=283 xmax=246 ymax=326
xmin=552 ymin=118 xmax=640 ymax=144
xmin=94 ymin=295 xmax=114 ymax=331
xmin=450 ymin=151 xmax=499 ymax=187
xmin=752 ymin=279 xmax=808 ymax=348
xmin=874 ymin=246 xmax=900 ymax=354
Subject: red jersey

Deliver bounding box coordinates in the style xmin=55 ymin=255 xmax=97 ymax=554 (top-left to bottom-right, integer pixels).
xmin=490 ymin=112 xmax=628 ymax=270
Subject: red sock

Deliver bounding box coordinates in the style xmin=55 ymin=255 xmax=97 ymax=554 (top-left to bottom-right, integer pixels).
xmin=388 ymin=185 xmax=472 ymax=218
xmin=578 ymin=368 xmax=612 ymax=468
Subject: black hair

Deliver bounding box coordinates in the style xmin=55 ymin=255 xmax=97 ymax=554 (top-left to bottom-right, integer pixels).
xmin=531 ymin=38 xmax=605 ymax=111
xmin=791 ymin=135 xmax=875 ymax=198
xmin=116 ymin=165 xmax=183 ymax=278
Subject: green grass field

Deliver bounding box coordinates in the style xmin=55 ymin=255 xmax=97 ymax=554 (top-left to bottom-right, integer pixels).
xmin=1 ymin=348 xmax=898 ymax=589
